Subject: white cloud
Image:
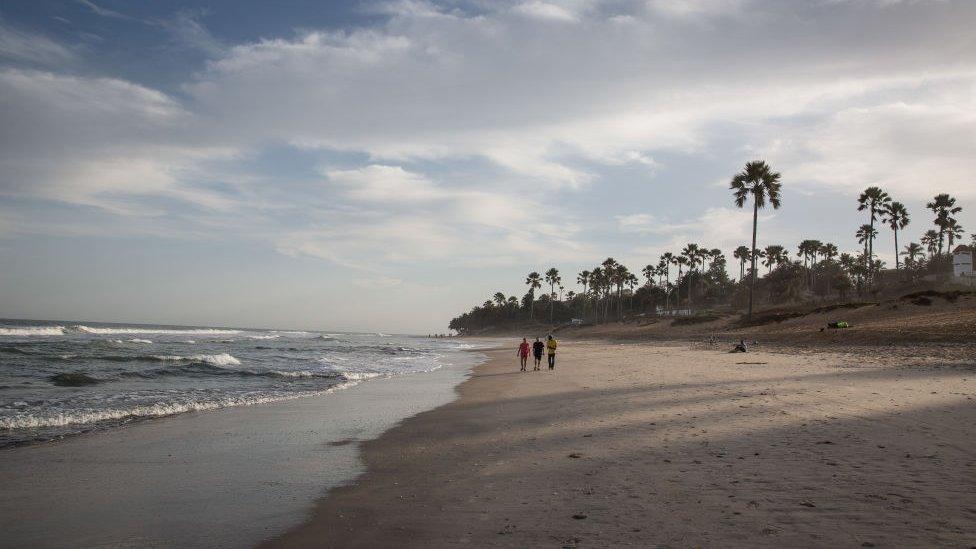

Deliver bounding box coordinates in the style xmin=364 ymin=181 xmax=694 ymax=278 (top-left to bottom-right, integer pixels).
xmin=0 ymin=24 xmax=77 ymax=65
xmin=513 ymin=2 xmax=579 ymax=21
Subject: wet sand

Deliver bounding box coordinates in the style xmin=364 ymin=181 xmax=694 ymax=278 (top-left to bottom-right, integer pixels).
xmin=267 ymin=340 xmax=976 ymax=548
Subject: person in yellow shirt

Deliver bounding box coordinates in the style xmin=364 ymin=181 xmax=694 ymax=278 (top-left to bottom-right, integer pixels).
xmin=546 ymin=335 xmax=558 ymax=370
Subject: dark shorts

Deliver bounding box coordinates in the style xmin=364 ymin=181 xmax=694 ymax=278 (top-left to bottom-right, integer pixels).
xmin=533 ymin=352 xmax=543 ymax=359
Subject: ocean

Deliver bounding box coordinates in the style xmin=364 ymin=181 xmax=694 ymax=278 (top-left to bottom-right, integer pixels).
xmin=0 ymin=319 xmax=474 ymax=448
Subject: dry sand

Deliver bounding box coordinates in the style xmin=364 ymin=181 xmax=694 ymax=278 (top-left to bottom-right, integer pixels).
xmin=266 ymin=340 xmax=976 ymax=548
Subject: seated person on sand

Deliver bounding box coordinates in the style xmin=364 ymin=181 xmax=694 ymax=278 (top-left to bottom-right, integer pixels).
xmin=730 ymin=339 xmax=748 ymax=353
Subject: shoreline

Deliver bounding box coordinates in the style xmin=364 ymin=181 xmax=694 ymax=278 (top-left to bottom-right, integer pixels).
xmin=0 ymin=346 xmax=489 ymax=548
xmin=265 ymin=339 xmax=976 ymax=547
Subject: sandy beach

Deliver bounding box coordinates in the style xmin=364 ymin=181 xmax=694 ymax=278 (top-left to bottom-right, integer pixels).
xmin=268 ymin=340 xmax=976 ymax=548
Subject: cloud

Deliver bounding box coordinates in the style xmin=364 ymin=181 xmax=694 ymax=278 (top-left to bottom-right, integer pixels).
xmin=513 ymin=2 xmax=579 ymax=21
xmin=0 ymin=23 xmax=77 ymax=65
xmin=3 ymin=0 xmax=976 ymax=277
xmin=75 ymin=0 xmax=138 ymax=21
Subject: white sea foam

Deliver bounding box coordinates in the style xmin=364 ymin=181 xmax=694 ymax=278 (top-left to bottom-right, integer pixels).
xmin=108 ymin=338 xmax=153 ymax=345
xmin=339 ymin=371 xmax=382 ymax=381
xmin=0 ymin=326 xmax=66 ymax=336
xmin=72 ymin=325 xmax=242 ymax=336
xmin=152 ymin=353 xmax=241 ymax=367
xmin=267 ymin=370 xmax=317 ymax=378
xmin=247 ymin=334 xmax=280 ymax=340
xmin=0 ymin=382 xmax=359 ymax=430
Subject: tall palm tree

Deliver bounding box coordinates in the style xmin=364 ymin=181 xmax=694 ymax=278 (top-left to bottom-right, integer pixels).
xmin=730 ymin=160 xmax=782 ymax=319
xmin=613 ymin=264 xmax=629 ymax=320
xmin=857 ymin=186 xmax=890 ymax=272
xmin=856 ymin=224 xmax=877 ymax=259
xmin=601 ymin=258 xmax=618 ymax=320
xmin=625 ymin=272 xmax=638 ymax=312
xmin=493 ymin=292 xmax=506 ymax=307
xmin=525 ymin=271 xmax=542 ymax=319
xmin=927 ymin=193 xmax=962 ymax=255
xmin=762 ymin=244 xmax=786 ymax=273
xmin=882 ymin=201 xmax=910 ymax=270
xmin=589 ymin=267 xmax=604 ymax=322
xmin=642 ymin=264 xmax=656 ymax=286
xmin=660 ymin=252 xmax=675 ymax=311
xmin=946 ymin=218 xmax=965 ymax=250
xmin=819 ymin=242 xmax=838 ymax=261
xmin=544 ymin=268 xmax=561 ymax=322
xmin=681 ymin=243 xmax=700 ymax=306
xmin=732 ymin=245 xmax=749 ymax=282
xmin=576 ymin=270 xmax=591 ymax=319
xmin=921 ymin=229 xmax=939 ymax=258
xmin=675 ymin=254 xmax=688 ymax=309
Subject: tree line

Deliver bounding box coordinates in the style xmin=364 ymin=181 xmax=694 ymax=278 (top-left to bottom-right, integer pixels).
xmin=449 ymin=161 xmax=970 ymax=335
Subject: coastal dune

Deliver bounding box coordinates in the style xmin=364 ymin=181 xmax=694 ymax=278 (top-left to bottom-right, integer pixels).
xmin=268 ymin=341 xmax=976 ymax=547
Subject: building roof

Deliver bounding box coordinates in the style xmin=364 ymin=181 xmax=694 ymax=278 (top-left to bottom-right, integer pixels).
xmin=953 ymin=245 xmax=972 ymax=254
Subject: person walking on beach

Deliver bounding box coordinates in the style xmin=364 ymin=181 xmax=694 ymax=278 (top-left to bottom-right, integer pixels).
xmin=517 ymin=338 xmax=530 ymax=371
xmin=546 ymin=335 xmax=558 ymax=370
xmin=532 ymin=338 xmax=544 ymax=371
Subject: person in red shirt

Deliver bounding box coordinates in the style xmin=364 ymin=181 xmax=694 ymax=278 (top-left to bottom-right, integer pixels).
xmin=517 ymin=338 xmax=530 ymax=371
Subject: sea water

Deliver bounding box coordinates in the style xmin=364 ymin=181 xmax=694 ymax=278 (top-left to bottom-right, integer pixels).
xmin=0 ymin=319 xmax=474 ymax=448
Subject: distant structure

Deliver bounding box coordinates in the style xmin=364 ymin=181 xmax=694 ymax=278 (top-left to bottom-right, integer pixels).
xmin=953 ymin=245 xmax=974 ymax=282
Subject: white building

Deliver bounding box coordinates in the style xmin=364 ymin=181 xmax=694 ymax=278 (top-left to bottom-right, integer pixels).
xmin=953 ymin=245 xmax=974 ymax=280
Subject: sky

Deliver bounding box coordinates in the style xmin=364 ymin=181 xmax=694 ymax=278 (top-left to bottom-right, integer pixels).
xmin=1 ymin=0 xmax=974 ymax=333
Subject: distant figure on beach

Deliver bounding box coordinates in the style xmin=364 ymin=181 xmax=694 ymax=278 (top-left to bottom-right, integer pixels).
xmin=532 ymin=338 xmax=544 ymax=371
xmin=731 ymin=339 xmax=748 ymax=353
xmin=546 ymin=335 xmax=558 ymax=370
xmin=517 ymin=338 xmax=530 ymax=371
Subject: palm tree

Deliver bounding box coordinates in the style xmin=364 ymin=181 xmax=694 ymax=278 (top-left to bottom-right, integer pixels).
xmin=901 ymin=242 xmax=923 ymax=267
xmin=525 ymin=271 xmax=542 ymax=319
xmin=921 ymin=229 xmax=939 ymax=258
xmin=946 ymin=218 xmax=965 ymax=250
xmin=927 ymin=193 xmax=962 ymax=255
xmin=576 ymin=270 xmax=591 ymax=318
xmin=493 ymin=292 xmax=506 ymax=307
xmin=613 ymin=263 xmax=629 ymax=320
xmin=856 ymin=224 xmax=877 ymax=259
xmin=544 ymin=268 xmax=561 ymax=322
xmin=681 ymin=243 xmax=700 ymax=306
xmin=732 ymin=245 xmax=749 ymax=282
xmin=819 ymin=242 xmax=838 ymax=261
xmin=882 ymin=201 xmax=910 ymax=270
xmin=675 ymin=254 xmax=688 ymax=309
xmin=625 ymin=272 xmax=638 ymax=312
xmin=601 ymin=258 xmax=618 ymax=320
xmin=857 ymin=186 xmax=890 ymax=272
xmin=660 ymin=252 xmax=675 ymax=311
xmin=730 ymin=160 xmax=782 ymax=319
xmin=589 ymin=267 xmax=604 ymax=322
xmin=762 ymin=244 xmax=786 ymax=273
xmin=642 ymin=264 xmax=656 ymax=286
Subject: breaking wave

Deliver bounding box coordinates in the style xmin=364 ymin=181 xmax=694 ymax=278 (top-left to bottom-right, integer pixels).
xmin=0 ymin=382 xmax=358 ymax=430
xmin=72 ymin=326 xmax=242 ymax=336
xmin=0 ymin=326 xmax=66 ymax=336
xmin=151 ymin=353 xmax=242 ymax=367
